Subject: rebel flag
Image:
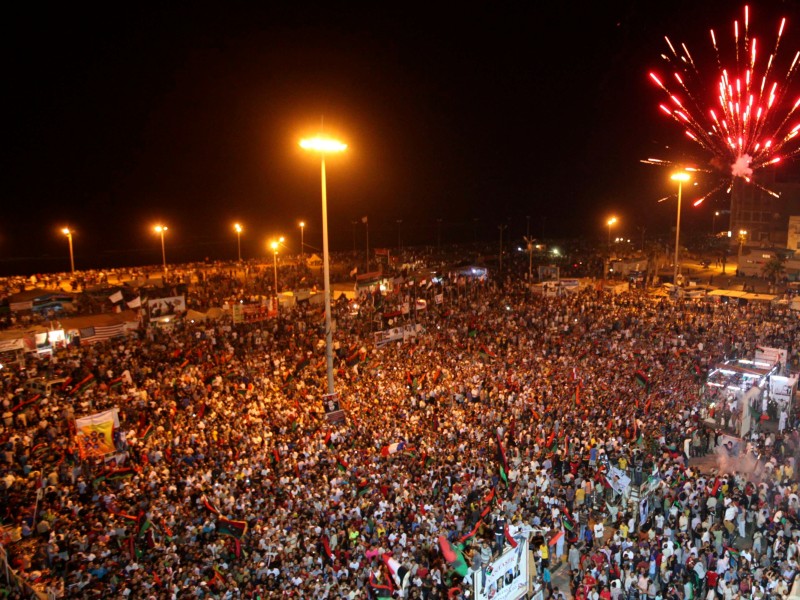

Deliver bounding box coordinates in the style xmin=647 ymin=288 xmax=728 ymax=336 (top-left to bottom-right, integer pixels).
xmin=382 ymin=553 xmax=411 ymax=590
xmin=217 ymin=517 xmax=247 ymax=540
xmin=335 ymin=456 xmax=349 ymax=472
xmin=321 ymin=535 xmax=335 ymax=564
xmin=573 ymin=383 xmax=581 ymax=407
xmin=503 ymin=522 xmax=518 ymax=548
xmin=496 ymin=431 xmax=509 ymax=487
xmin=202 ymin=496 xmax=221 ymax=516
xmin=634 ymin=370 xmax=649 ymax=389
xmin=459 ymin=519 xmax=483 ymax=544
xmin=437 ymin=536 xmax=469 ymax=577
xmin=369 ymin=572 xmax=393 ymax=599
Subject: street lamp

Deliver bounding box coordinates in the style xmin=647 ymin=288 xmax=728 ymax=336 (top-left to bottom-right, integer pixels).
xmin=299 ymin=135 xmax=347 ymax=396
xmin=606 ymin=217 xmax=617 ymax=247
xmin=270 ymin=239 xmax=282 ymax=306
xmin=712 ymin=211 xmax=720 ymax=236
xmin=738 ymin=229 xmax=748 ymax=261
xmin=671 ymin=171 xmax=691 ymax=285
xmin=154 ymin=225 xmax=168 ymax=276
xmin=234 ymin=223 xmax=243 ymax=262
xmin=61 ymin=228 xmax=75 ymax=274
xmin=299 ymin=221 xmax=305 ymax=259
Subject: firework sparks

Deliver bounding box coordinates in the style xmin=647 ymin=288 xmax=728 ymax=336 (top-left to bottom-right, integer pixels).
xmin=649 ymin=5 xmax=799 ymax=199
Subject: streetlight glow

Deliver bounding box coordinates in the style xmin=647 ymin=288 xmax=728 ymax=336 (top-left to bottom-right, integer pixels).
xmin=299 ymin=221 xmax=305 ymax=259
xmin=62 ymin=228 xmax=75 ymax=273
xmin=234 ymin=223 xmax=243 ymax=261
xmin=300 ymin=133 xmax=348 ymax=396
xmin=154 ymin=224 xmax=168 ymax=276
xmin=671 ymin=171 xmax=691 ymax=285
xmin=299 ymin=137 xmax=347 ymax=153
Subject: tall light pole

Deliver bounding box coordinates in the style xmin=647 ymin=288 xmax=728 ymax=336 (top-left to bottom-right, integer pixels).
xmin=671 ymin=171 xmax=691 ymax=285
xmin=61 ymin=228 xmax=75 ymax=274
xmin=154 ymin=225 xmax=168 ymax=277
xmin=299 ymin=221 xmax=305 ymax=259
xmin=300 ymin=135 xmax=347 ymax=396
xmin=270 ymin=240 xmax=280 ymax=301
xmin=606 ymin=217 xmax=617 ymax=247
xmin=738 ymin=229 xmax=748 ymax=264
xmin=234 ymin=223 xmax=243 ymax=262
xmin=712 ymin=211 xmax=720 ymax=236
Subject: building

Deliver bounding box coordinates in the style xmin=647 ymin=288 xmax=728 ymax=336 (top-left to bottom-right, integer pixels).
xmin=728 ymin=163 xmax=800 ymax=248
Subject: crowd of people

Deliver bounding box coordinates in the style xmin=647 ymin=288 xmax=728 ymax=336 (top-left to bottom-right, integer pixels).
xmin=1 ymin=263 xmax=800 ymax=600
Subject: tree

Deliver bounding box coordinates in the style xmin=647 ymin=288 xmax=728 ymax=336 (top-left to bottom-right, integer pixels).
xmin=762 ymin=255 xmax=786 ymax=284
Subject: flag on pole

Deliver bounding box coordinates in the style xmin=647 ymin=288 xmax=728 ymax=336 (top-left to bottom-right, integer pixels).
xmin=109 ymin=290 xmax=124 ymax=304
xmin=437 ymin=536 xmax=469 ymax=577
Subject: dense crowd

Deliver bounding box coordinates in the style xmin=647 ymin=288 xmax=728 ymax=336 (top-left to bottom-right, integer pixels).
xmin=2 ymin=269 xmax=800 ymax=600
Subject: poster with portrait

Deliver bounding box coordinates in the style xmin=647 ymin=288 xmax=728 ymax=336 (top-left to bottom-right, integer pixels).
xmin=147 ymin=295 xmax=186 ymax=319
xmin=75 ymin=408 xmax=119 ymax=459
xmin=473 ymin=537 xmax=529 ymax=600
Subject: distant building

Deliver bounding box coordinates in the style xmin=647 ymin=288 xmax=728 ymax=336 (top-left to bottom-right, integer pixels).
xmin=729 ymin=163 xmax=800 ymax=248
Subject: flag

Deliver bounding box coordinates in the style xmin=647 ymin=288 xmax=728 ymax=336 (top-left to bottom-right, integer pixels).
xmin=369 ymin=572 xmax=393 ymax=599
xmin=561 ymin=515 xmax=575 ymax=531
xmin=496 ymin=431 xmax=509 ymax=486
xmin=504 ymin=522 xmax=519 ymax=548
xmin=202 ymin=496 xmax=221 ymax=515
xmin=108 ymin=377 xmax=124 ymax=390
xmin=380 ymin=442 xmax=406 ymax=457
xmin=459 ymin=519 xmax=482 ymax=544
xmin=138 ymin=519 xmax=155 ymax=538
xmin=634 ymin=370 xmax=649 ymax=389
xmin=127 ymin=296 xmax=142 ymax=309
xmin=321 ymin=535 xmax=335 ymax=564
xmin=217 ymin=517 xmax=248 ymax=540
xmin=432 ymin=368 xmax=443 ymax=385
xmin=350 ymin=267 xmax=358 ymax=278
xmin=382 ymin=553 xmax=411 ymax=590
xmin=437 ymin=537 xmax=469 ymax=577
xmin=336 ymin=456 xmax=349 ymax=472
xmin=109 ymin=290 xmax=124 ymax=304
xmin=573 ymin=383 xmax=581 ymax=406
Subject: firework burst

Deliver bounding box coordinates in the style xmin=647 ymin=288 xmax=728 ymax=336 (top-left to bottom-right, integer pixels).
xmin=648 ymin=5 xmax=799 ymax=203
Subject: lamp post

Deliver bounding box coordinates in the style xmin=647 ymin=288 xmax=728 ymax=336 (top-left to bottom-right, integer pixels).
xmin=670 ymin=172 xmax=691 ymax=284
xmin=299 ymin=221 xmax=305 ymax=259
xmin=738 ymin=229 xmax=748 ymax=264
xmin=154 ymin=225 xmax=168 ymax=277
xmin=234 ymin=223 xmax=243 ymax=262
xmin=300 ymin=135 xmax=347 ymax=396
xmin=712 ymin=211 xmax=720 ymax=236
xmin=270 ymin=240 xmax=280 ymax=299
xmin=606 ymin=217 xmax=617 ymax=248
xmin=61 ymin=228 xmax=75 ymax=274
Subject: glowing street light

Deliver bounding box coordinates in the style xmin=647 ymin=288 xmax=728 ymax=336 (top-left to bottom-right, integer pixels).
xmin=606 ymin=217 xmax=617 ymax=247
xmin=61 ymin=228 xmax=75 ymax=274
xmin=154 ymin=225 xmax=168 ymax=276
xmin=270 ymin=238 xmax=283 ymax=306
xmin=299 ymin=221 xmax=305 ymax=259
xmin=299 ymin=134 xmax=347 ymax=396
xmin=671 ymin=171 xmax=691 ymax=285
xmin=738 ymin=229 xmax=748 ymax=259
xmin=234 ymin=223 xmax=243 ymax=262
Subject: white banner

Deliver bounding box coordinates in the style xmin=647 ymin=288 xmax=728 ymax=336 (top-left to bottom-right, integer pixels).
xmin=769 ymin=375 xmax=797 ymax=406
xmin=147 ymin=295 xmax=186 ymax=318
xmin=473 ymin=538 xmax=529 ymax=600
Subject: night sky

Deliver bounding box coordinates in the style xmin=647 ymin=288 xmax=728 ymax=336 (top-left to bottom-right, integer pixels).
xmin=6 ymin=1 xmax=800 ymax=274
